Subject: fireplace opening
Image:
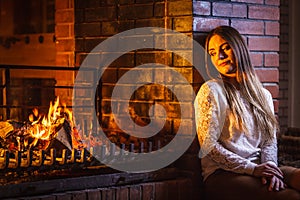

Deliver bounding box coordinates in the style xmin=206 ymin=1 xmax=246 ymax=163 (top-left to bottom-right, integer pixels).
xmin=8 ymin=78 xmax=56 ymax=121
xmin=0 ymin=65 xmax=191 ymax=199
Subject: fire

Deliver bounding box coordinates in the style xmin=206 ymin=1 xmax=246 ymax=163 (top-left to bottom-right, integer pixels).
xmin=28 ymin=97 xmax=65 ymax=148
xmin=27 ymin=97 xmax=84 ymax=150
xmin=0 ymin=97 xmax=85 ymax=151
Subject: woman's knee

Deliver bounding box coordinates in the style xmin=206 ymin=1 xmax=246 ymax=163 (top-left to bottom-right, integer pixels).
xmin=277 ymin=188 xmax=300 ymax=200
xmin=280 ymin=166 xmax=300 ymax=191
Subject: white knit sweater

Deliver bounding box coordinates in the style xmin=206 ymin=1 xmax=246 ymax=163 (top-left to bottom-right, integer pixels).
xmin=194 ymin=80 xmax=278 ymax=181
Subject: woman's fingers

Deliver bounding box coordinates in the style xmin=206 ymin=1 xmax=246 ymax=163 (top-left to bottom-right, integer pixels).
xmin=261 ymin=168 xmax=283 ymax=180
xmin=266 ymin=162 xmax=284 ymax=176
xmin=253 ymin=163 xmax=284 ymax=180
xmin=263 ymin=165 xmax=284 ymax=179
xmin=268 ymin=176 xmax=276 ymax=191
xmin=261 ymin=177 xmax=267 ymax=185
xmin=279 ymin=179 xmax=285 ymax=190
xmin=267 ymin=176 xmax=285 ymax=192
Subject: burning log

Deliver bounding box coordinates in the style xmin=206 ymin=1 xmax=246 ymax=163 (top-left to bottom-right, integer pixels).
xmin=0 ymin=97 xmax=84 ymax=152
xmin=0 ymin=97 xmax=88 ymax=171
xmin=0 ymin=121 xmax=14 ymax=139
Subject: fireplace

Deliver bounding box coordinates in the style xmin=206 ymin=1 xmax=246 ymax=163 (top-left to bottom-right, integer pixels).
xmin=0 ymin=65 xmax=201 ymax=199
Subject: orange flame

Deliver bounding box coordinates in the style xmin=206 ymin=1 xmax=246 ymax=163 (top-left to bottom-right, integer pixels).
xmin=27 ymin=97 xmax=84 ymax=150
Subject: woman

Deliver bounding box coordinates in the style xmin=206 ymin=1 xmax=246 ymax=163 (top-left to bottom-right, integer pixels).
xmin=194 ymin=26 xmax=300 ymax=200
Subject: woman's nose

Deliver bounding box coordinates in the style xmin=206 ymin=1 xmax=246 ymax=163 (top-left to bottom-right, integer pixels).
xmin=218 ymin=51 xmax=226 ymax=60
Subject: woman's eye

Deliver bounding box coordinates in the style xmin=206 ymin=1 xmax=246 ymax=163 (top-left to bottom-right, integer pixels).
xmin=223 ymin=45 xmax=231 ymax=51
xmin=209 ymin=52 xmax=216 ymax=56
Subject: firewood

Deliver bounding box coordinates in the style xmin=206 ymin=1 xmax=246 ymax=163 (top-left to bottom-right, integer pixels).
xmin=0 ymin=121 xmax=14 ymax=139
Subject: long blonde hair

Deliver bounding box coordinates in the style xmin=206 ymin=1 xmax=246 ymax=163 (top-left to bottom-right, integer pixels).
xmin=205 ymin=26 xmax=278 ymax=140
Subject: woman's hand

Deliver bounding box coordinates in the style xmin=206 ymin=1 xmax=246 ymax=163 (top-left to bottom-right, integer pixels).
xmin=261 ymin=176 xmax=285 ymax=191
xmin=253 ymin=162 xmax=285 ymax=191
xmin=253 ymin=162 xmax=283 ymax=179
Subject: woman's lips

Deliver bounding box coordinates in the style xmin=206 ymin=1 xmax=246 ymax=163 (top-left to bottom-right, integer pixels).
xmin=219 ymin=61 xmax=230 ymax=67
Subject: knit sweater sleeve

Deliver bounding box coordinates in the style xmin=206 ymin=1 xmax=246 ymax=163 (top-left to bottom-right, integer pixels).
xmin=194 ymin=82 xmax=257 ymax=175
xmin=260 ymin=89 xmax=278 ymax=165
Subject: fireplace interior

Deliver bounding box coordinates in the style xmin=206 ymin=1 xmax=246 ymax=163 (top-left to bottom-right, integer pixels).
xmin=0 ymin=65 xmax=200 ymax=199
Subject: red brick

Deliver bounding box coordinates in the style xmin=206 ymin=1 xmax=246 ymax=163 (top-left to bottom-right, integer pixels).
xmin=155 ymin=182 xmax=168 ymax=199
xmin=250 ymin=52 xmax=263 ymax=67
xmin=75 ymin=23 xmax=101 ymax=37
xmin=102 ymin=20 xmax=134 ymax=35
xmin=35 ymin=195 xmax=56 ymax=200
xmin=69 ymin=191 xmax=87 ymax=200
xmin=255 ymin=68 xmax=279 ymax=83
xmin=56 ymin=10 xmax=74 ymax=23
xmin=264 ymin=53 xmax=279 ymax=67
xmin=264 ymin=84 xmax=279 ymax=98
xmin=101 ymin=189 xmax=115 ymax=200
xmin=129 ymin=186 xmax=141 ymax=200
xmin=193 ymin=1 xmax=211 ymax=16
xmin=55 ymin=193 xmax=72 ymax=200
xmin=231 ymin=0 xmax=263 ymax=3
xmin=116 ymin=187 xmax=128 ymax=200
xmin=56 ymin=0 xmax=72 ymax=9
xmin=213 ymin=3 xmax=247 ymax=18
xmin=136 ymin=18 xmax=170 ymax=29
xmin=142 ymin=184 xmax=154 ymax=200
xmin=87 ymin=189 xmax=101 ymax=200
xmin=265 ymin=0 xmax=280 ymax=6
xmin=56 ymin=39 xmax=75 ymax=52
xmin=85 ymin=7 xmax=117 ymax=22
xmin=111 ymin=53 xmax=135 ymax=67
xmin=101 ymin=68 xmax=118 ymax=83
xmin=83 ymin=0 xmax=101 ymax=8
xmin=119 ymin=4 xmax=153 ymax=19
xmin=173 ymin=16 xmax=193 ymax=32
xmin=75 ymin=52 xmax=87 ymax=66
xmin=231 ymin=20 xmax=264 ymax=35
xmin=265 ymin=21 xmax=280 ymax=36
xmin=249 ymin=5 xmax=279 ymax=20
xmin=136 ymin=51 xmax=172 ymax=66
xmin=136 ymin=0 xmax=154 ymax=3
xmin=193 ymin=18 xmax=229 ymax=32
xmin=56 ymin=24 xmax=71 ymax=37
xmin=154 ymin=2 xmax=165 ymax=17
xmin=168 ymin=1 xmax=192 ymax=16
xmin=56 ymin=53 xmax=74 ymax=66
xmin=248 ymin=37 xmax=279 ymax=51
xmin=102 ymin=84 xmax=114 ymax=99
xmin=80 ymin=38 xmax=102 ymax=53
xmin=119 ymin=0 xmax=135 ymax=4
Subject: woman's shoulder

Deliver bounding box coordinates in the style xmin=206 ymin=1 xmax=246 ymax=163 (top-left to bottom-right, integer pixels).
xmin=196 ymin=79 xmax=226 ymax=101
xmin=261 ymin=87 xmax=273 ymax=102
xmin=200 ymin=79 xmax=225 ymax=93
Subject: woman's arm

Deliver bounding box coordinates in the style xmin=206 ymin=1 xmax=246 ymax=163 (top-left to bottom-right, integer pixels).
xmin=260 ymin=89 xmax=278 ymax=165
xmin=195 ymin=83 xmax=256 ymax=175
xmin=255 ymin=89 xmax=285 ymax=191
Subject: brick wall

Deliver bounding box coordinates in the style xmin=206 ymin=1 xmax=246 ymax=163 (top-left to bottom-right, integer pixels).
xmin=74 ymin=0 xmax=195 ymax=147
xmin=53 ymin=0 xmax=282 ymax=199
xmin=55 ymin=0 xmax=75 ymax=67
xmin=54 ymin=0 xmax=76 ymax=106
xmin=279 ymin=0 xmax=289 ymax=132
xmin=72 ymin=1 xmax=202 ymax=199
xmin=5 ymin=178 xmax=193 ymax=200
xmin=193 ymin=0 xmax=280 ymax=116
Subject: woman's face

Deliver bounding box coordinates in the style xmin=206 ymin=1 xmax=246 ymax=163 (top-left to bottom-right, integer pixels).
xmin=208 ymin=34 xmax=237 ymax=78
